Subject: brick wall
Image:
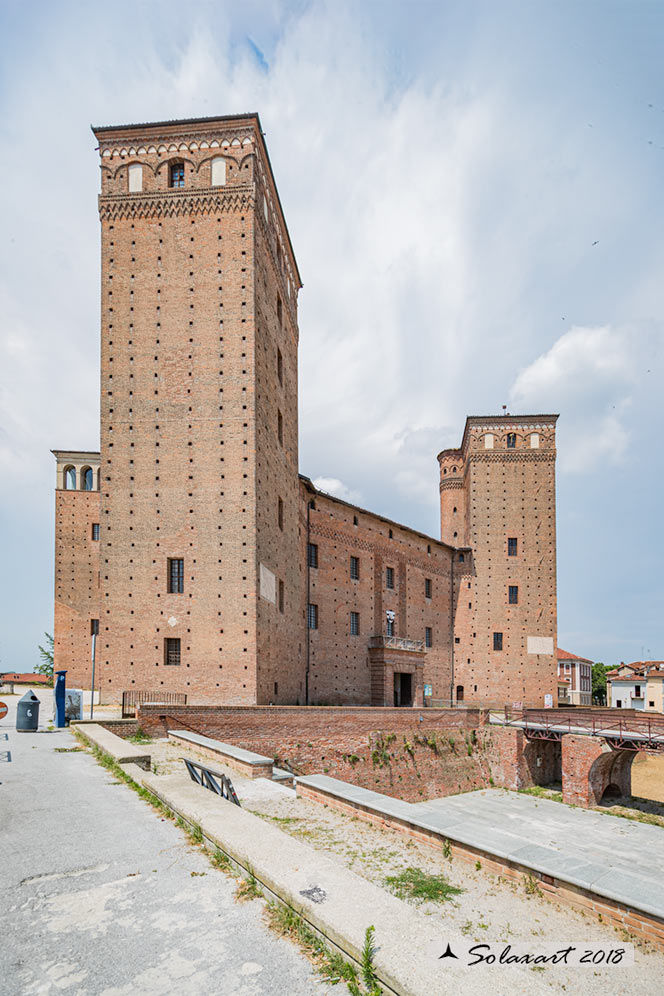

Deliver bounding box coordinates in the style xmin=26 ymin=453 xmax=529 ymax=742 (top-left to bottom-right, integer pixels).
xmin=134 ymin=704 xmax=551 ymax=801
xmin=54 ymin=488 xmax=101 ymax=690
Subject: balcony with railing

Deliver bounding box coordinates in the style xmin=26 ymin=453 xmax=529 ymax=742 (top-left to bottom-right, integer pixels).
xmin=368 ymin=635 xmax=425 ymax=653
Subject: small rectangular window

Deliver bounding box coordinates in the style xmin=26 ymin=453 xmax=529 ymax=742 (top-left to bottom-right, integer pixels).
xmin=91 ymin=523 xmax=100 ymax=541
xmin=308 ymin=543 xmax=318 ymax=568
xmin=278 ymin=410 xmax=283 ymax=445
xmin=278 ymin=497 xmax=284 ymax=531
xmin=169 ymin=162 xmax=185 ymax=188
xmin=167 ymin=558 xmax=184 ymax=593
xmin=350 ymin=611 xmax=360 ymax=636
xmin=507 ymin=432 xmax=516 ymax=448
xmin=278 ymin=579 xmax=284 ymax=614
xmin=425 ymin=627 xmax=432 ymax=648
xmin=386 ymin=566 xmax=394 ymax=589
xmin=386 ymin=615 xmax=395 ymax=636
xmin=165 ymin=637 xmax=181 ymax=666
xmin=508 ymin=537 xmax=518 ymax=556
xmin=90 ymin=619 xmax=99 ymax=636
xmin=277 ymin=348 xmax=283 ymax=386
xmin=308 ymin=603 xmax=318 ymax=630
xmin=493 ymin=632 xmax=503 ymax=651
xmin=425 ymin=578 xmax=432 ymax=599
xmin=508 ymin=585 xmax=519 ymax=604
xmin=274 ymin=681 xmax=278 ymax=696
xmin=350 ymin=556 xmax=360 ymax=580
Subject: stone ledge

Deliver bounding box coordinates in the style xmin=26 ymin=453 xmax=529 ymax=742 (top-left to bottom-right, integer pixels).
xmin=75 ymin=723 xmax=150 ymax=770
xmin=168 ymin=730 xmax=273 ymax=779
xmin=295 ymin=775 xmax=664 ymax=946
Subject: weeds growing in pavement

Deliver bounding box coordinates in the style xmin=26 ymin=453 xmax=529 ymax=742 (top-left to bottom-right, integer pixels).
xmin=523 ymin=873 xmax=542 ymax=896
xmin=441 ymin=837 xmax=452 ymax=861
xmin=128 ymin=727 xmax=152 ymax=745
xmin=384 ymin=866 xmax=462 ymax=905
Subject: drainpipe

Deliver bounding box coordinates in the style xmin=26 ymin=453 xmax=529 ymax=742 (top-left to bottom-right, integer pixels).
xmin=305 ymin=500 xmax=311 ymax=705
xmin=450 ymin=554 xmax=455 ymax=708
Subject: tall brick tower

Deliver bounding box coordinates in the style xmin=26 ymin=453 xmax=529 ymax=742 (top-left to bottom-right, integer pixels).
xmin=93 ymin=115 xmax=303 ymax=704
xmin=439 ymin=415 xmax=558 ymax=708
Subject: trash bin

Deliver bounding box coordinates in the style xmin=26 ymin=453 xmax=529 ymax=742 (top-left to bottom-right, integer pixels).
xmin=16 ymin=690 xmax=40 ymax=732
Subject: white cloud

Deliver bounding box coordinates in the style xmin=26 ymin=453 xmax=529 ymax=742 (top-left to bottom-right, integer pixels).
xmin=509 ymin=325 xmax=638 ymax=472
xmin=311 ymin=477 xmax=362 ymax=505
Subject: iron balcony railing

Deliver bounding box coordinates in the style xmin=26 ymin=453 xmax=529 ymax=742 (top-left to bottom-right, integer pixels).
xmin=369 ymin=635 xmax=425 ymax=653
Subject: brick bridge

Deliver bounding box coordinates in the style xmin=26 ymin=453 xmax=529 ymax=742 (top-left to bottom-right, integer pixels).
xmin=490 ymin=708 xmax=664 ymax=807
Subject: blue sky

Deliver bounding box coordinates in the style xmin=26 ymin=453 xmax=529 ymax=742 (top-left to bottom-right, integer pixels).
xmin=1 ymin=0 xmax=663 ymax=671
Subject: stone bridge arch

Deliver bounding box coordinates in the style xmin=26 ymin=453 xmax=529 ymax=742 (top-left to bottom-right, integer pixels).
xmin=562 ymin=735 xmax=636 ymax=807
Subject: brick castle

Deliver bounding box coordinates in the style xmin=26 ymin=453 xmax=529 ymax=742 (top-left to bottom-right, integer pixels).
xmin=53 ymin=114 xmax=558 ymax=708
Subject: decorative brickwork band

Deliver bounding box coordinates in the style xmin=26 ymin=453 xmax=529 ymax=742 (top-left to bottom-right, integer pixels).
xmin=98 ymin=188 xmax=254 ymax=221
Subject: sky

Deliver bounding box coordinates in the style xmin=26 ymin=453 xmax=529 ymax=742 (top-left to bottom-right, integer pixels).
xmin=1 ymin=0 xmax=663 ymax=672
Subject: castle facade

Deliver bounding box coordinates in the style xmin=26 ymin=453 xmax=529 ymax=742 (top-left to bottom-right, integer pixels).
xmin=53 ymin=114 xmax=558 ymax=708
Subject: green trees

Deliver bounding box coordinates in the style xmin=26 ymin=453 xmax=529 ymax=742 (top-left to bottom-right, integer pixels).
xmin=36 ymin=632 xmax=54 ymax=685
xmin=592 ymin=661 xmax=611 ymax=705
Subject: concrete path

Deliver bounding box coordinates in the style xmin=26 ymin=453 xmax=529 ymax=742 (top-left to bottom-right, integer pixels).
xmin=0 ymin=695 xmax=331 ymax=996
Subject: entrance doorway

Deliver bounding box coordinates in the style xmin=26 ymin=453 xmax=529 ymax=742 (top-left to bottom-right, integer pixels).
xmin=393 ymin=672 xmax=413 ymax=707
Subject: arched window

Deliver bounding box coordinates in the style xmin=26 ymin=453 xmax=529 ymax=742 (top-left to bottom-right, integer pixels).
xmin=507 ymin=432 xmax=516 ymax=449
xmin=81 ymin=467 xmax=93 ymax=491
xmin=63 ymin=466 xmax=76 ymax=490
xmin=169 ymin=161 xmax=185 ymax=188
xmin=210 ymin=157 xmax=226 ymax=186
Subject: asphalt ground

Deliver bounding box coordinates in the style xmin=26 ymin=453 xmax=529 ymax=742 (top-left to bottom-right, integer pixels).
xmin=0 ymin=695 xmax=331 ymax=996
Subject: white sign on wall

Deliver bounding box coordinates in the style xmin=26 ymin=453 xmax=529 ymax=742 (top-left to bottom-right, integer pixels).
xmin=527 ymin=636 xmax=554 ymax=655
xmin=259 ymin=563 xmax=276 ymax=604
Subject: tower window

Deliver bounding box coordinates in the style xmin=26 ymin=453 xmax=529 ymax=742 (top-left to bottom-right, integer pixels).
xmin=386 ymin=612 xmax=395 ymax=636
xmin=167 ymin=558 xmax=184 ymax=594
xmin=308 ymin=543 xmax=318 ymax=568
xmin=508 ymin=537 xmax=518 ymax=556
xmin=63 ymin=466 xmax=76 ymax=490
xmin=278 ymin=410 xmax=283 ymax=445
xmin=81 ymin=467 xmax=94 ymax=491
xmin=277 ymin=348 xmax=283 ymax=386
xmin=278 ymin=497 xmax=284 ymax=530
xmin=91 ymin=523 xmax=100 ymax=541
xmin=90 ymin=619 xmax=99 ymax=636
xmin=425 ymin=578 xmax=432 ymax=599
xmin=493 ymin=632 xmax=503 ymax=651
xmin=425 ymin=627 xmax=432 ymax=648
xmin=350 ymin=556 xmax=360 ymax=580
xmin=164 ymin=638 xmax=181 ymax=666
xmin=308 ymin=603 xmax=318 ymax=630
xmin=506 ymin=433 xmax=516 ymax=449
xmin=169 ymin=162 xmax=185 ymax=188
xmin=386 ymin=566 xmax=394 ymax=589
xmin=279 ymin=579 xmax=284 ymax=614
xmin=277 ymin=295 xmax=282 ymax=326
xmin=508 ymin=585 xmax=519 ymax=604
xmin=458 ymin=553 xmax=465 ymax=563
xmin=350 ymin=611 xmax=360 ymax=636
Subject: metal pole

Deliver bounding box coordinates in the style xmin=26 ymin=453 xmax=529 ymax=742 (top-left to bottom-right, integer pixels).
xmin=90 ymin=633 xmax=96 ymax=719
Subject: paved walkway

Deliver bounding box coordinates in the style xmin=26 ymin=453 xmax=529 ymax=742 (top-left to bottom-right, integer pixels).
xmin=0 ymin=695 xmax=330 ymax=996
xmin=414 ymin=789 xmax=664 ymax=917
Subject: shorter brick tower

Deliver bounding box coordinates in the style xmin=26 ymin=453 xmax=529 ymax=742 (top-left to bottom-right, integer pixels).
xmin=439 ymin=415 xmax=558 ymax=708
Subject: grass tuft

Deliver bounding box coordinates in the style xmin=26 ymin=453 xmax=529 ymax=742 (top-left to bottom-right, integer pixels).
xmin=384 ymin=866 xmax=462 ymax=905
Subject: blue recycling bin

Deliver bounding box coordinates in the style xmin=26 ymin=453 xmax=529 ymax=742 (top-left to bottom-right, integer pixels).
xmin=54 ymin=670 xmax=67 ymax=728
